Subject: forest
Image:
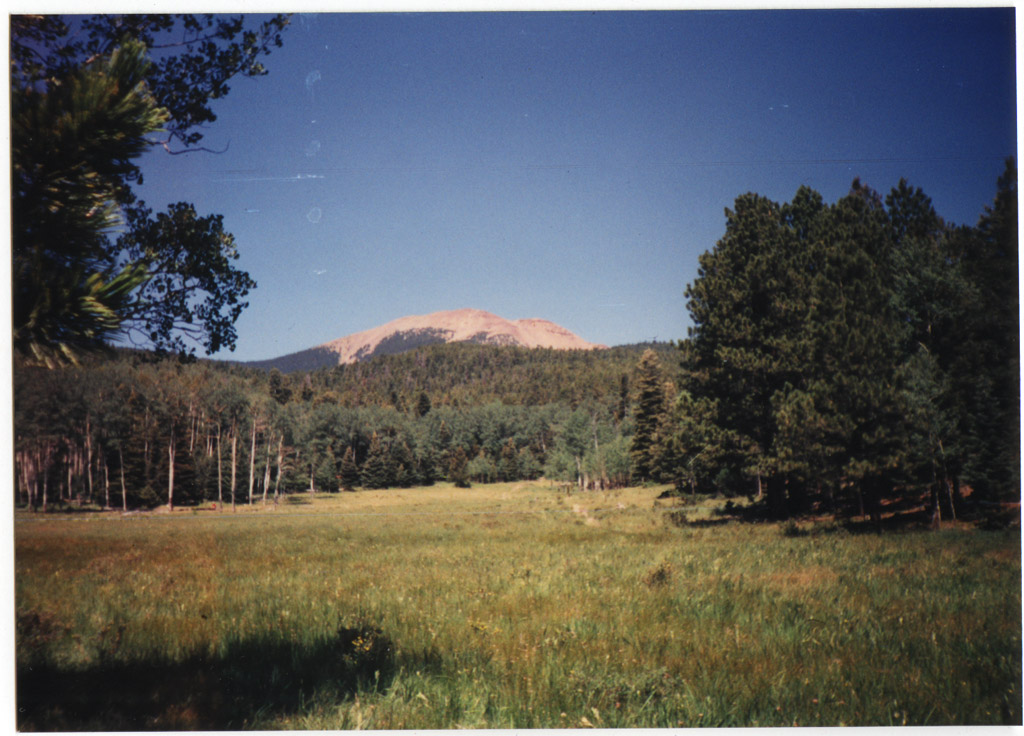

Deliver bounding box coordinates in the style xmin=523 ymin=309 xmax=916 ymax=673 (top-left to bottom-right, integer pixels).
xmin=12 ymin=342 xmax=671 ymax=510
xmin=12 ymin=163 xmax=1019 ymax=524
xmin=675 ymin=162 xmax=1018 ymax=521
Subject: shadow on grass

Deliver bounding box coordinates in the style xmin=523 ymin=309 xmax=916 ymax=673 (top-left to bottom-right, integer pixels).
xmin=21 ymin=503 xmax=110 ymax=515
xmin=18 ymin=625 xmax=402 ymax=731
xmin=686 ymin=518 xmax=733 ymax=528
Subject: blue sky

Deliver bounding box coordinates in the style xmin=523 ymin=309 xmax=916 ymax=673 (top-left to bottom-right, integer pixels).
xmin=131 ymin=8 xmax=1017 ymax=362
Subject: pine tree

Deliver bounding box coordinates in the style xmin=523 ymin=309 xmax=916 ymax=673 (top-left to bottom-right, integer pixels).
xmin=360 ymin=431 xmax=392 ymax=489
xmin=448 ymin=446 xmax=471 ymax=488
xmin=11 ymin=15 xmax=287 ymax=363
xmin=269 ymin=369 xmax=292 ymax=405
xmin=12 ymin=39 xmax=166 ymax=366
xmin=498 ymin=438 xmax=520 ymax=481
xmin=809 ymin=182 xmax=907 ymax=520
xmin=950 ymin=160 xmax=1019 ymax=502
xmin=339 ymin=446 xmax=359 ymax=491
xmin=684 ymin=183 xmax=909 ymax=518
xmin=391 ymin=441 xmax=415 ymax=488
xmin=416 ymin=446 xmax=438 ymax=486
xmin=630 ymin=349 xmax=667 ymax=483
xmin=415 ymin=391 xmax=432 ymax=418
xmin=684 ymin=191 xmax=812 ymax=512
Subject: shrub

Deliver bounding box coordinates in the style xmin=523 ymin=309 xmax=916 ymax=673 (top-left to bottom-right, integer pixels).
xmin=642 ymin=561 xmax=673 ymax=588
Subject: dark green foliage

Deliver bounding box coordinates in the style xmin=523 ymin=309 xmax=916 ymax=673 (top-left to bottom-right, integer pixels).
xmin=947 ymin=160 xmax=1019 ymax=502
xmin=269 ymin=369 xmax=292 ymax=405
xmin=415 ymin=447 xmax=439 ymax=486
xmin=630 ymin=350 xmax=667 ymax=483
xmin=615 ymin=374 xmax=630 ymax=424
xmin=11 ymin=157 xmax=1016 ymax=520
xmin=11 ymin=38 xmax=166 ymax=366
xmin=11 ymin=14 xmax=288 ymax=363
xmin=339 ymin=446 xmax=359 ymax=492
xmin=11 ymin=14 xmax=289 ymax=156
xmin=448 ymin=447 xmax=471 ymax=489
xmin=253 ymin=342 xmax=675 ymax=409
xmin=113 ymin=202 xmax=257 ymax=355
xmin=361 ymin=433 xmax=393 ymax=490
xmin=498 ymin=439 xmax=519 ymax=482
xmin=390 ymin=441 xmax=416 ymax=488
xmin=681 ymin=164 xmax=1020 ymax=518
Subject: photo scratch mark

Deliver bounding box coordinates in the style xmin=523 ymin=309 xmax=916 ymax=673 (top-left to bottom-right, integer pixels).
xmin=216 ymin=173 xmax=325 ymax=183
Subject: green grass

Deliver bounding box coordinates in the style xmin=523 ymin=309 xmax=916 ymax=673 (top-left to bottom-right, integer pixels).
xmin=15 ymin=482 xmax=1022 ymax=729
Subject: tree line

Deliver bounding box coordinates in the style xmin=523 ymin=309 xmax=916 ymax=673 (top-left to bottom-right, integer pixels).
xmin=13 ymin=345 xmax=671 ymax=510
xmin=633 ymin=162 xmax=1018 ymax=523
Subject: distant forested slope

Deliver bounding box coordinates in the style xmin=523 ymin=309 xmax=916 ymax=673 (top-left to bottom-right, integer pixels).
xmin=295 ymin=341 xmax=678 ymax=410
xmin=13 ymin=341 xmax=680 ymax=509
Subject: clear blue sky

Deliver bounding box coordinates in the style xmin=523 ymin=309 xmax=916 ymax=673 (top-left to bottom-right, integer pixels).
xmin=132 ymin=8 xmax=1017 ymax=363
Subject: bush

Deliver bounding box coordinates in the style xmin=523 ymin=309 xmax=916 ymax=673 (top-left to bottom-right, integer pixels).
xmin=665 ymin=510 xmax=688 ymax=528
xmin=642 ymin=561 xmax=673 ymax=588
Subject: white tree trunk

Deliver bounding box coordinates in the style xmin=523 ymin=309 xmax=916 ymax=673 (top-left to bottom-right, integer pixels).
xmin=119 ymin=448 xmax=127 ymax=511
xmin=216 ymin=426 xmax=223 ymax=507
xmin=262 ymin=432 xmax=272 ymax=504
xmin=274 ymin=436 xmax=284 ymax=502
xmin=248 ymin=420 xmax=257 ymax=504
xmin=230 ymin=426 xmax=238 ymax=510
xmin=167 ymin=428 xmax=176 ymax=511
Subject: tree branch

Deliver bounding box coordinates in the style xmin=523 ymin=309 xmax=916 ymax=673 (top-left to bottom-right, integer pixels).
xmin=159 ymin=138 xmax=230 ymax=156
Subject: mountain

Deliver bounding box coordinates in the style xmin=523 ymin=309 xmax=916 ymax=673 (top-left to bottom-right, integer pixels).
xmin=244 ymin=309 xmax=606 ymax=372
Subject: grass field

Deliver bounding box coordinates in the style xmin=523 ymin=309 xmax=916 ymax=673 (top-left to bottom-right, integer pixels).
xmin=15 ymin=481 xmax=1022 ymax=729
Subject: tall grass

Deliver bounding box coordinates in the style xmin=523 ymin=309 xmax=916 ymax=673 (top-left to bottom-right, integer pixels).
xmin=15 ymin=482 xmax=1021 ymax=729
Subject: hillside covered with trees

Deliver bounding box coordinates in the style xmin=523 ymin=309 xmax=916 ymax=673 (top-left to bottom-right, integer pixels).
xmin=13 ymin=342 xmax=677 ymax=510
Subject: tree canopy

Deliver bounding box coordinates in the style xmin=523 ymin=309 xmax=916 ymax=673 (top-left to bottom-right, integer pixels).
xmin=11 ymin=14 xmax=289 ymax=365
xmin=677 ymin=161 xmax=1019 ymax=519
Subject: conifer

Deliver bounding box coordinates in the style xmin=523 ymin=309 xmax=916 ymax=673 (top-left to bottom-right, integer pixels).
xmin=339 ymin=446 xmax=359 ymax=491
xmin=360 ymin=432 xmax=392 ymax=489
xmin=630 ymin=350 xmax=666 ymax=483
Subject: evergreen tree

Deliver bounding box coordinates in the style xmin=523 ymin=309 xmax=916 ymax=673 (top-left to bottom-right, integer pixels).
xmin=670 ymin=387 xmax=724 ymax=496
xmin=684 ymin=192 xmax=804 ymax=510
xmin=12 ymin=39 xmax=165 ymax=366
xmin=809 ymin=182 xmax=907 ymax=519
xmin=448 ymin=446 xmax=471 ymax=488
xmin=268 ymin=368 xmax=292 ymax=405
xmin=949 ymin=160 xmax=1019 ymax=502
xmin=615 ymin=374 xmax=630 ymax=425
xmin=416 ymin=446 xmax=439 ymax=486
xmin=684 ymin=183 xmax=908 ymax=518
xmin=361 ymin=432 xmax=392 ymax=489
xmin=415 ymin=391 xmax=432 ymax=418
xmin=339 ymin=446 xmax=359 ymax=491
xmin=630 ymin=350 xmax=667 ymax=483
xmin=498 ymin=438 xmax=520 ymax=481
xmin=391 ymin=440 xmax=415 ymax=488
xmin=11 ymin=15 xmax=288 ymax=363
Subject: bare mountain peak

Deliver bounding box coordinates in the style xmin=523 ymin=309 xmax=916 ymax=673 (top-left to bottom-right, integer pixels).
xmin=317 ymin=309 xmax=605 ymax=365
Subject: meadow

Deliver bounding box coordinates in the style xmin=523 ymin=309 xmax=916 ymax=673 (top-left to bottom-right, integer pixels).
xmin=15 ymin=482 xmax=1021 ymax=729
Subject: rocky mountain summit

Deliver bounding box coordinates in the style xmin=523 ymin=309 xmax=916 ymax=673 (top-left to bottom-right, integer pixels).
xmin=245 ymin=309 xmax=605 ymax=372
